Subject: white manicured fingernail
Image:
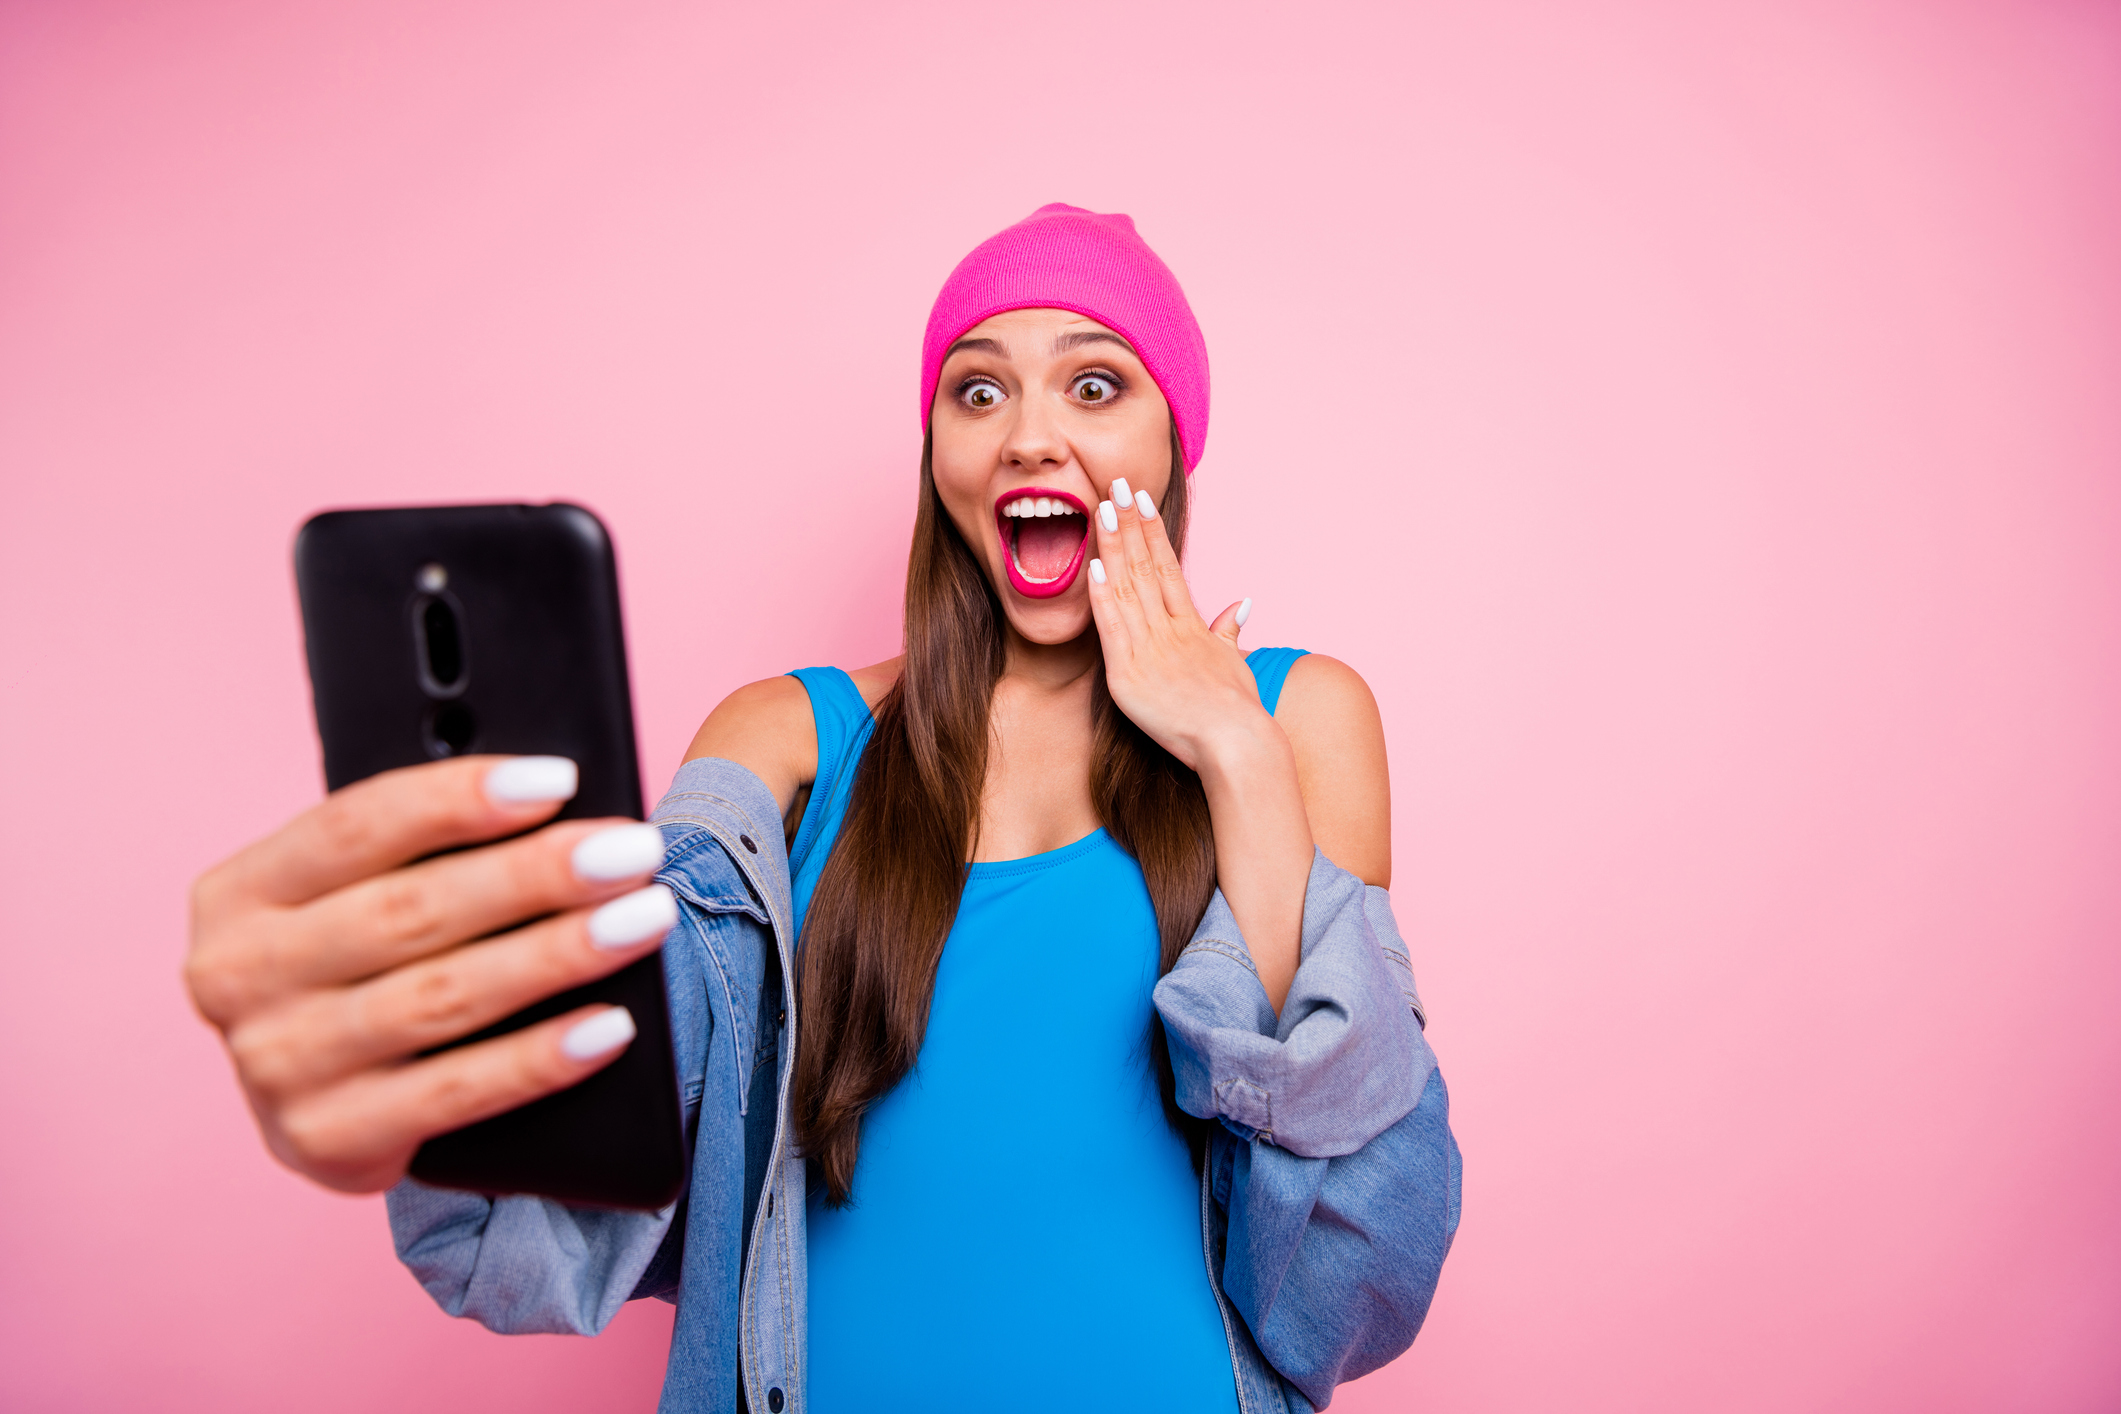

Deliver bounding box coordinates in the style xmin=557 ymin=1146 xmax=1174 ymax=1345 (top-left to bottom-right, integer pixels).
xmin=1111 ymin=478 xmax=1133 ymax=507
xmin=1099 ymin=500 xmax=1118 ymax=533
xmin=484 ymin=756 xmax=578 ymax=805
xmin=588 ymin=884 xmax=676 ymax=949
xmin=572 ymin=823 xmax=666 ymax=882
xmin=1236 ymin=597 xmax=1253 ymax=628
xmin=1090 ymin=557 xmax=1107 ymax=585
xmin=561 ymin=1007 xmax=636 ymax=1061
xmin=1135 ymin=489 xmax=1157 ymax=520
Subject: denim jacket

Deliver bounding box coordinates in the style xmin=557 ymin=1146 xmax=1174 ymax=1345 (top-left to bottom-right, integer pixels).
xmin=388 ymin=756 xmax=1461 ymax=1412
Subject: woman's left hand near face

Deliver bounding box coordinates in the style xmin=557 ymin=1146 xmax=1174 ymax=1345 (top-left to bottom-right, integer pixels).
xmin=1085 ymin=479 xmax=1265 ymax=772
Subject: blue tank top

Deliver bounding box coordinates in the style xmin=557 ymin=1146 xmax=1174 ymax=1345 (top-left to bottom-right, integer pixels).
xmin=790 ymin=648 xmax=1307 ymax=1412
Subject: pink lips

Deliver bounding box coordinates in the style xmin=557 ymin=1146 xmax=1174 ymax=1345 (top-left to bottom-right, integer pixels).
xmin=994 ymin=487 xmax=1091 ymax=599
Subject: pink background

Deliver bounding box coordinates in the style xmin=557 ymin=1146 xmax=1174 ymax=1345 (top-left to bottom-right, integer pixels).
xmin=4 ymin=2 xmax=2119 ymax=1410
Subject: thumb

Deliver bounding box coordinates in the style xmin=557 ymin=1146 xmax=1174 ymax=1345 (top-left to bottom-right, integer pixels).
xmin=1209 ymin=597 xmax=1253 ymax=646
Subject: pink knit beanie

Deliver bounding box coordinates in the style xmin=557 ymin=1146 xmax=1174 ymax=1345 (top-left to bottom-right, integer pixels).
xmin=920 ymin=203 xmax=1210 ymax=473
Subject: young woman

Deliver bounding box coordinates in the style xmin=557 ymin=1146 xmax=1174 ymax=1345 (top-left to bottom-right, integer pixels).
xmin=187 ymin=205 xmax=1459 ymax=1413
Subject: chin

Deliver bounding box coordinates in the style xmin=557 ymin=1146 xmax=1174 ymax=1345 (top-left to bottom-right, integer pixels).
xmin=996 ymin=588 xmax=1093 ymax=645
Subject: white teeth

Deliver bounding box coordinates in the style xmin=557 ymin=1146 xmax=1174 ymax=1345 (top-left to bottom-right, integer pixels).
xmin=1000 ymin=496 xmax=1085 ymax=520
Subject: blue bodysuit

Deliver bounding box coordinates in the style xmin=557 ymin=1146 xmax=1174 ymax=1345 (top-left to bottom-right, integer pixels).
xmin=792 ymin=649 xmax=1308 ymax=1412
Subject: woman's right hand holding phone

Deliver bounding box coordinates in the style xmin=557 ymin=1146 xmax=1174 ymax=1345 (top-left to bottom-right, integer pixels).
xmin=184 ymin=755 xmax=674 ymax=1193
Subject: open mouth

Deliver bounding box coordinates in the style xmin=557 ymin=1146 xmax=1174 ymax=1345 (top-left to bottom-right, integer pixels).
xmin=995 ymin=489 xmax=1090 ymax=599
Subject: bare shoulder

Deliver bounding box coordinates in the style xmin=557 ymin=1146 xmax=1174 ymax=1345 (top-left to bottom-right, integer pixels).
xmin=684 ymin=674 xmax=813 ymax=760
xmin=681 ymin=658 xmax=905 ymax=821
xmin=1274 ymin=654 xmax=1391 ymax=888
xmin=1276 ymin=654 xmax=1384 ymax=738
xmin=682 ymin=675 xmax=819 ymax=818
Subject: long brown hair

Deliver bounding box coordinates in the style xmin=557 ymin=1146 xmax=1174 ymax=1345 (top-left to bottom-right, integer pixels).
xmin=792 ymin=425 xmax=1216 ymax=1207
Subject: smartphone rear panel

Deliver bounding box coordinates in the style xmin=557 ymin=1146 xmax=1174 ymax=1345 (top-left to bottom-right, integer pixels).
xmin=294 ymin=503 xmax=683 ymax=1210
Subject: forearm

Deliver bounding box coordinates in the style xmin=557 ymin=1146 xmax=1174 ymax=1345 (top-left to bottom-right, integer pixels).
xmin=1196 ymin=708 xmax=1314 ymax=1012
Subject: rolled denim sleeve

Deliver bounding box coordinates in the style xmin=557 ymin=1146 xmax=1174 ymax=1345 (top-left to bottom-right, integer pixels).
xmin=385 ymin=1183 xmax=675 ymax=1336
xmin=1155 ymin=850 xmax=1462 ymax=1408
xmin=1154 ymin=849 xmax=1428 ymax=1155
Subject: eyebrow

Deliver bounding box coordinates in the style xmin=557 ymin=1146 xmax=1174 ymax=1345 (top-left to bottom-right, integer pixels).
xmin=941 ymin=329 xmax=1138 ymax=364
xmin=1053 ymin=330 xmax=1135 ymax=355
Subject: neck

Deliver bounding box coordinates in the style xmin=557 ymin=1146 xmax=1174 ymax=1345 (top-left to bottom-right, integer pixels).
xmin=998 ymin=620 xmax=1102 ymax=697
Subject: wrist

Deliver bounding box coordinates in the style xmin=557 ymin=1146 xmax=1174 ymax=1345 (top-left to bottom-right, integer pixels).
xmin=1192 ymin=705 xmax=1294 ymax=793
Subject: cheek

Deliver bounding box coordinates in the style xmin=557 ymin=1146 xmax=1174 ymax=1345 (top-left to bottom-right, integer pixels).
xmin=939 ymin=496 xmax=995 ymax=557
xmin=930 ymin=446 xmax=997 ymax=548
xmin=1088 ymin=401 xmax=1173 ymax=483
xmin=1094 ymin=427 xmax=1174 ymax=502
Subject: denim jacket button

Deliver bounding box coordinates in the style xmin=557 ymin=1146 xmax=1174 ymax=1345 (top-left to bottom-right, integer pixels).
xmin=740 ymin=833 xmax=759 ymax=854
xmin=766 ymin=1388 xmax=785 ymax=1412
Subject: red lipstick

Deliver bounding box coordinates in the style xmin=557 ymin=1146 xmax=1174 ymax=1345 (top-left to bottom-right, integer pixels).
xmin=992 ymin=487 xmax=1091 ymax=599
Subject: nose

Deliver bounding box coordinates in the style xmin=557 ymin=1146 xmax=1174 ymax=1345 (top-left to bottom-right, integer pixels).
xmin=999 ymin=392 xmax=1068 ymax=473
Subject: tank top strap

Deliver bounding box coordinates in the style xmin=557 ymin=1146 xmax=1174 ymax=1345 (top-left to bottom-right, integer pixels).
xmin=1244 ymin=646 xmax=1310 ymax=716
xmin=786 ymin=667 xmax=878 ymax=937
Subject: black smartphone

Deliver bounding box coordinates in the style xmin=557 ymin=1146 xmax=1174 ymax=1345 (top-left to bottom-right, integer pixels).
xmin=293 ymin=502 xmax=684 ymax=1211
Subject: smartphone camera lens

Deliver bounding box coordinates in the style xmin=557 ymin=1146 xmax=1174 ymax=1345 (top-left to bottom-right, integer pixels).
xmin=412 ymin=585 xmax=470 ymax=754
xmin=427 ymin=701 xmax=477 ymax=757
xmin=418 ymin=596 xmax=467 ymax=692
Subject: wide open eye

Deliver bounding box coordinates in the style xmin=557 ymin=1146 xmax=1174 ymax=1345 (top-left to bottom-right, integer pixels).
xmin=1072 ymin=373 xmax=1118 ymax=404
xmin=961 ymin=378 xmax=1005 ymax=410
